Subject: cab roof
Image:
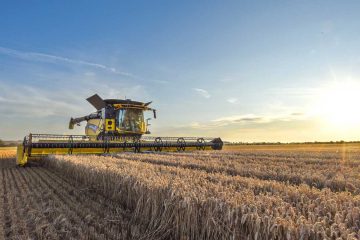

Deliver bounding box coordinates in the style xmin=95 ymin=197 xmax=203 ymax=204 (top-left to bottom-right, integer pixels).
xmin=104 ymin=99 xmax=145 ymax=106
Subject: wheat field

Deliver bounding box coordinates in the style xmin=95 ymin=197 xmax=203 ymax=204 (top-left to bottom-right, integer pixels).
xmin=1 ymin=145 xmax=360 ymax=239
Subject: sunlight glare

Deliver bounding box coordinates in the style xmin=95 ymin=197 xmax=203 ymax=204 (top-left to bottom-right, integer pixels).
xmin=315 ymin=81 xmax=360 ymax=128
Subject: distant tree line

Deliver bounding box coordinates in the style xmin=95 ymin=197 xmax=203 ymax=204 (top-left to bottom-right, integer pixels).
xmin=0 ymin=139 xmax=19 ymax=147
xmin=226 ymin=140 xmax=360 ymax=145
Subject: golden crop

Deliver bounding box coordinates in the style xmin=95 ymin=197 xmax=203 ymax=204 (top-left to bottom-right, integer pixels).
xmin=0 ymin=148 xmax=16 ymax=158
xmin=0 ymin=148 xmax=16 ymax=168
xmin=44 ymin=150 xmax=360 ymax=240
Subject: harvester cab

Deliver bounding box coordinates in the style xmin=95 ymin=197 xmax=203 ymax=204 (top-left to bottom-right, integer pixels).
xmin=69 ymin=94 xmax=156 ymax=140
xmin=16 ymin=94 xmax=223 ymax=167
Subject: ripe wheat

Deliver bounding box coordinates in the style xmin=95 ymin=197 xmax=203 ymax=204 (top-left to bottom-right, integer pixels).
xmin=45 ymin=152 xmax=360 ymax=240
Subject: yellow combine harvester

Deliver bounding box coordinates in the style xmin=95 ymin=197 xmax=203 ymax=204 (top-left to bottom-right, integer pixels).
xmin=17 ymin=94 xmax=223 ymax=166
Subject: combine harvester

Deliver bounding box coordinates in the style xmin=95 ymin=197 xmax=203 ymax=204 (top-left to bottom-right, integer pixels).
xmin=17 ymin=94 xmax=223 ymax=166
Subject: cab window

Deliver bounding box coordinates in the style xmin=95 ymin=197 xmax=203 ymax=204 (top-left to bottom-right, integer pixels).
xmin=118 ymin=109 xmax=143 ymax=132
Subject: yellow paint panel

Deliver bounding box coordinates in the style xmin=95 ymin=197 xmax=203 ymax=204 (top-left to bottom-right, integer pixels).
xmin=16 ymin=145 xmax=27 ymax=166
xmin=105 ymin=119 xmax=115 ymax=131
xmin=18 ymin=145 xmax=213 ymax=166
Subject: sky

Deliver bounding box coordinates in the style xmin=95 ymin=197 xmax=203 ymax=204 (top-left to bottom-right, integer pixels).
xmin=1 ymin=1 xmax=360 ymax=142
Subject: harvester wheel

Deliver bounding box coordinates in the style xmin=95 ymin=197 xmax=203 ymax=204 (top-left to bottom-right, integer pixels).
xmin=154 ymin=137 xmax=163 ymax=152
xmin=196 ymin=138 xmax=206 ymax=150
xmin=177 ymin=138 xmax=186 ymax=151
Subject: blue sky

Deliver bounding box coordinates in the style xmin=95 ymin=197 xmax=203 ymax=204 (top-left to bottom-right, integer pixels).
xmin=1 ymin=1 xmax=360 ymax=141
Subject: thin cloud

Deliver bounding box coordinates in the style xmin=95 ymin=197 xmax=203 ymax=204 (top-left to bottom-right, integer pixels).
xmin=0 ymin=81 xmax=149 ymax=117
xmin=212 ymin=112 xmax=309 ymax=125
xmin=193 ymin=88 xmax=211 ymax=98
xmin=0 ymin=46 xmax=134 ymax=77
xmin=0 ymin=85 xmax=83 ymax=118
xmin=227 ymin=98 xmax=238 ymax=104
xmin=169 ymin=114 xmax=268 ymax=131
xmin=213 ymin=114 xmax=267 ymax=124
xmin=155 ymin=111 xmax=323 ymax=142
xmin=291 ymin=112 xmax=304 ymax=116
xmin=180 ymin=112 xmax=308 ymax=130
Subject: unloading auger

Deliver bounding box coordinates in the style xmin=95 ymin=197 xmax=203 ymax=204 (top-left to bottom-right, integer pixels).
xmin=16 ymin=94 xmax=223 ymax=166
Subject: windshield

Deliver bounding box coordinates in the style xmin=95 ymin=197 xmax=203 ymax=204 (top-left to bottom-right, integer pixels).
xmin=118 ymin=109 xmax=144 ymax=132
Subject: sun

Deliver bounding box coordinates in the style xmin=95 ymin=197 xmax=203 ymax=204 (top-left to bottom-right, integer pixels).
xmin=315 ymin=81 xmax=360 ymax=128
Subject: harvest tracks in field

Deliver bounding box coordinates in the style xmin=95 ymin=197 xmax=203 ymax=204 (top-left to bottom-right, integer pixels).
xmin=0 ymin=155 xmax=143 ymax=239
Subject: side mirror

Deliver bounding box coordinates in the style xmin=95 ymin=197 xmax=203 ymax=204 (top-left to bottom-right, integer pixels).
xmin=145 ymin=118 xmax=152 ymax=134
xmin=153 ymin=110 xmax=157 ymax=119
xmin=146 ymin=118 xmax=152 ymax=126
